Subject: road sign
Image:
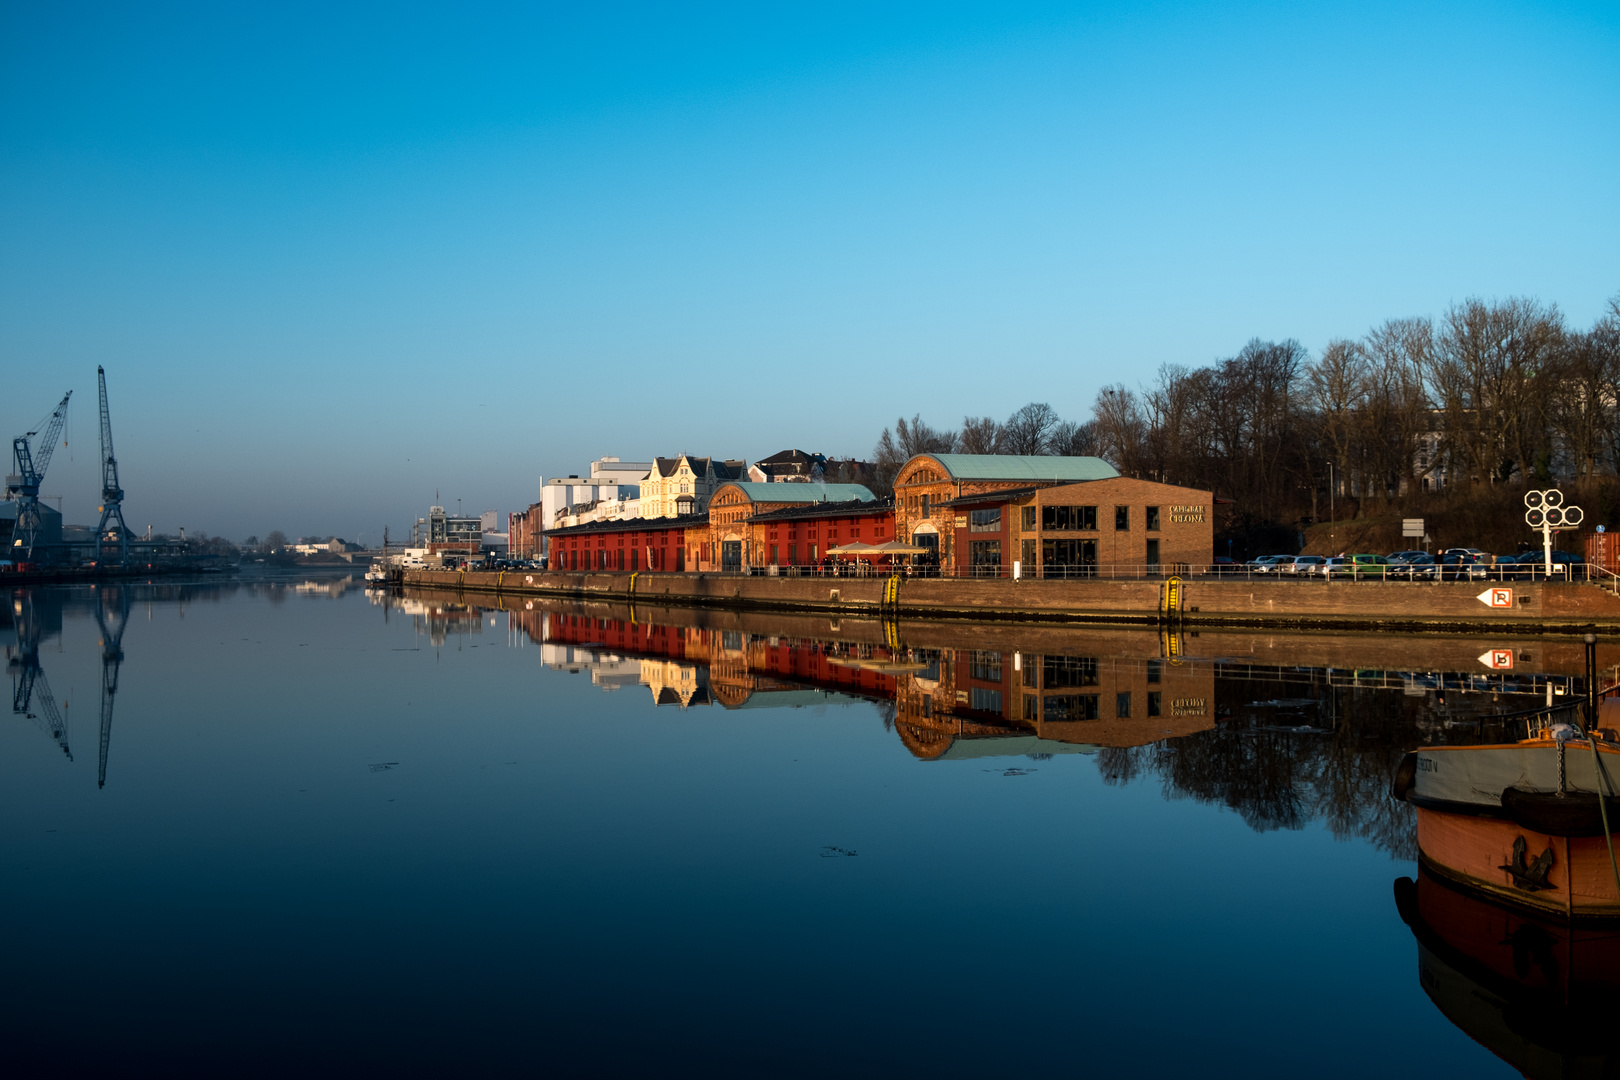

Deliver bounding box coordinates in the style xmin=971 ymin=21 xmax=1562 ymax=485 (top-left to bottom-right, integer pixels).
xmin=1402 ymin=518 xmax=1424 ymax=537
xmin=1478 ymin=649 xmax=1514 ymax=670
xmin=1477 ymin=587 xmax=1514 ymax=608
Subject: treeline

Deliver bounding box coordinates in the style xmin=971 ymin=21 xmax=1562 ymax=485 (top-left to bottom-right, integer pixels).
xmin=871 ymin=293 xmax=1620 ymax=536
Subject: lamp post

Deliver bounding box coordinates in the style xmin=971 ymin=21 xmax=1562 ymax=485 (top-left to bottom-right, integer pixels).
xmin=1328 ymin=462 xmax=1335 ymax=550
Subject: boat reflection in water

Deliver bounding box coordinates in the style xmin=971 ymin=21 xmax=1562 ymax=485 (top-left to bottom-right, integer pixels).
xmin=1395 ymin=865 xmax=1620 ymax=1078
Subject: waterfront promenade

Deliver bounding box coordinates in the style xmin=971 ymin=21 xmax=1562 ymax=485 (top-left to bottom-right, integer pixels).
xmin=402 ymin=568 xmax=1620 ymax=634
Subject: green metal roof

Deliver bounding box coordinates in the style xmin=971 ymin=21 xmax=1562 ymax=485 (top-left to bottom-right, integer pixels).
xmin=715 ymin=482 xmax=876 ymax=503
xmin=921 ymin=454 xmax=1119 ymax=482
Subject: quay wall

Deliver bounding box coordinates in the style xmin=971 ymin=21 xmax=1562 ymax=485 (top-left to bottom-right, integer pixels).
xmin=402 ymin=569 xmax=1620 ymax=634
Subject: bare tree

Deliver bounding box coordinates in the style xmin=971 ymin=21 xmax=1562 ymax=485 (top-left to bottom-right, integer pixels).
xmin=958 ymin=416 xmax=1002 ymax=454
xmin=1048 ymin=419 xmax=1099 ymax=457
xmin=1000 ymin=402 xmax=1060 ymax=455
xmin=1360 ymin=317 xmax=1435 ymax=497
xmin=872 ymin=414 xmax=957 ymax=493
xmin=1093 ymin=384 xmax=1148 ymax=477
xmin=1431 ymin=297 xmax=1564 ymax=485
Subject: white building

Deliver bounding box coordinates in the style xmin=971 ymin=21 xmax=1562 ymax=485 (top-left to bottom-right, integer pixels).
xmin=537 ymin=457 xmax=653 ymax=558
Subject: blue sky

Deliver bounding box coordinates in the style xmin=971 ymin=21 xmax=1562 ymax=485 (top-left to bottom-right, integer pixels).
xmin=3 ymin=1 xmax=1616 ymax=541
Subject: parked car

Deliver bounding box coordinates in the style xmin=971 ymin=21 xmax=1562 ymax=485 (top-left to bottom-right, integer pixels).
xmin=1387 ymin=553 xmax=1435 ymax=580
xmin=1329 ymin=553 xmax=1390 ymax=579
xmin=1501 ymin=550 xmax=1586 ymax=579
xmin=1287 ymin=555 xmax=1326 ymax=575
xmin=1249 ymin=555 xmax=1295 ymax=574
xmin=1421 ymin=551 xmax=1489 ymax=581
xmin=1319 ymin=556 xmax=1351 ymax=578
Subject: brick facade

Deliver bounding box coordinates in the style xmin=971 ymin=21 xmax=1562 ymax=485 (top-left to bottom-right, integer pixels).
xmin=948 ymin=477 xmax=1214 ymax=575
xmin=544 ymin=514 xmax=706 ymax=572
xmin=693 ymin=481 xmax=877 ymax=571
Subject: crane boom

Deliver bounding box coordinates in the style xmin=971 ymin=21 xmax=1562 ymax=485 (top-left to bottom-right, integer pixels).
xmin=6 ymin=391 xmax=71 ymax=561
xmin=95 ymin=367 xmax=129 ymax=564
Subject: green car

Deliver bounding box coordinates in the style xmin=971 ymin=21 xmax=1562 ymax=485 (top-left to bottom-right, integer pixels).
xmin=1329 ymin=553 xmax=1390 ymax=579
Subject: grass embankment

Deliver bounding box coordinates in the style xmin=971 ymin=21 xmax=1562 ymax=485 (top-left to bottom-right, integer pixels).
xmin=1298 ymin=480 xmax=1620 ymax=558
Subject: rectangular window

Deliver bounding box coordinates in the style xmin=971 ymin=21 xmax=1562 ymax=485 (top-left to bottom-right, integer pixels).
xmin=969 ymin=687 xmax=1003 ymax=713
xmin=1021 ymin=660 xmax=1037 ymax=688
xmin=771 ymin=544 xmax=779 ymax=564
xmin=1044 ymin=694 xmax=1099 ymax=722
xmin=1147 ymin=691 xmax=1162 ymax=717
xmin=1041 ymin=539 xmax=1097 ymax=576
xmin=1145 ymin=506 xmax=1161 ymax=530
xmin=1115 ymin=506 xmax=1130 ymax=531
xmin=921 ymin=494 xmax=930 ymax=519
xmin=1023 ymin=694 xmax=1038 ymax=721
xmin=1021 ymin=538 xmax=1036 ymax=570
xmin=788 ymin=544 xmax=796 ymax=564
xmin=811 ymin=545 xmax=818 ymax=561
xmin=1043 ymin=655 xmax=1099 ymax=687
xmin=968 ymin=540 xmax=1002 ymax=575
xmin=1022 ymin=506 xmax=1037 ymax=530
xmin=1146 ymin=539 xmax=1160 ymax=567
xmin=1116 ymin=692 xmax=1132 ymax=718
xmin=1042 ymin=505 xmax=1097 ymax=531
xmin=1147 ymin=659 xmax=1162 ymax=684
xmin=970 ymin=650 xmax=1003 ymax=681
xmin=969 ymin=508 xmax=1002 ymax=532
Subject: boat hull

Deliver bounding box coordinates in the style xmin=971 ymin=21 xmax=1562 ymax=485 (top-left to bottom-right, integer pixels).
xmin=1417 ymin=805 xmax=1620 ymax=919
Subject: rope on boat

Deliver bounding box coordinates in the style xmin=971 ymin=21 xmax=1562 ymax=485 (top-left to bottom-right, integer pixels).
xmin=1584 ymin=634 xmax=1620 ymax=904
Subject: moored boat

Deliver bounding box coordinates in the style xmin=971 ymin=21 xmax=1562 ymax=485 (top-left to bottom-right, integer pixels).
xmin=1393 ymin=727 xmax=1620 ymax=918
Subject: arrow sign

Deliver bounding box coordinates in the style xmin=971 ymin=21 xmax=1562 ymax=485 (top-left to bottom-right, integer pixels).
xmin=1478 ymin=649 xmax=1514 ymax=670
xmin=1477 ymin=587 xmax=1514 ymax=608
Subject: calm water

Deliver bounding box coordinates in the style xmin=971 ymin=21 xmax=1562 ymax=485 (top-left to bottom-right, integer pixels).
xmin=0 ymin=576 xmax=1582 ymax=1076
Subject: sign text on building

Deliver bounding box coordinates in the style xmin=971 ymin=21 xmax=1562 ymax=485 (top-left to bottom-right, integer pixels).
xmin=1169 ymin=505 xmax=1206 ymax=524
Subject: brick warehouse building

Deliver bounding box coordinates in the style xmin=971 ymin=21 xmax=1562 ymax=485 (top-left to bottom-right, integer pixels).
xmin=738 ymin=496 xmax=895 ymax=570
xmin=695 ymin=481 xmax=876 ymax=571
xmin=891 ymin=454 xmax=1121 ymax=572
xmin=944 ymin=476 xmax=1215 ymax=576
xmin=545 ymin=513 xmax=707 ymax=571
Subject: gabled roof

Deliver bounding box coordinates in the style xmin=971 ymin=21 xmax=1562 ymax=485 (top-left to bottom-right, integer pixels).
xmin=746 ymin=496 xmax=893 ymax=523
xmin=543 ymin=512 xmax=708 ymax=537
xmin=908 ymin=454 xmax=1120 ymax=482
xmin=712 ymin=482 xmax=877 ymax=505
xmin=757 ymin=448 xmax=821 ymax=467
xmin=944 ymin=486 xmax=1043 ymax=506
xmin=649 ymin=456 xmax=747 ymax=479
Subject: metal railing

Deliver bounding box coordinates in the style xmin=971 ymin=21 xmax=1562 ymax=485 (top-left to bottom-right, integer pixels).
xmin=716 ymin=560 xmax=1617 ymax=584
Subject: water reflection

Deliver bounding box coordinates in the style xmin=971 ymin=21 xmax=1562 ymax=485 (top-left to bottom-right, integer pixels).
xmin=379 ymin=587 xmax=1619 ymax=859
xmin=5 ymin=574 xmax=364 ymax=788
xmin=1395 ymin=867 xmax=1620 ymax=1078
xmin=7 ymin=576 xmax=1610 ymax=1075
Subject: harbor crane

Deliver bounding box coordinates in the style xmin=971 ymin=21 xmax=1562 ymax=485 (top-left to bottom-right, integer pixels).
xmin=96 ymin=367 xmax=130 ymax=564
xmin=6 ymin=391 xmax=72 ymax=561
xmin=94 ymin=586 xmax=129 ymax=788
xmin=8 ymin=593 xmax=71 ymax=760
